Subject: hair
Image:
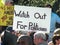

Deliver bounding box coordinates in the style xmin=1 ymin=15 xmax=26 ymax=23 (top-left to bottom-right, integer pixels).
xmin=52 ymin=36 xmax=60 ymax=45
xmin=5 ymin=0 xmax=14 ymax=5
xmin=34 ymin=32 xmax=46 ymax=40
xmin=45 ymin=33 xmax=49 ymax=41
xmin=52 ymin=28 xmax=60 ymax=45
xmin=45 ymin=4 xmax=52 ymax=8
xmin=17 ymin=36 xmax=33 ymax=45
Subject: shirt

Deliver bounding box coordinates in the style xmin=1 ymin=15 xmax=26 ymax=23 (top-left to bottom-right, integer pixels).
xmin=50 ymin=12 xmax=60 ymax=32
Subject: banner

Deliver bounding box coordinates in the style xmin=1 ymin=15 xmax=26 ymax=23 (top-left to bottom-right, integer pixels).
xmin=0 ymin=6 xmax=14 ymax=26
xmin=13 ymin=5 xmax=51 ymax=33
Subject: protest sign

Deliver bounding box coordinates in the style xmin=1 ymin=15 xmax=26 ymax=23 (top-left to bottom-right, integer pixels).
xmin=13 ymin=5 xmax=51 ymax=33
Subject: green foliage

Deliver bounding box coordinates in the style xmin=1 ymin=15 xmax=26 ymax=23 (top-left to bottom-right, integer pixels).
xmin=15 ymin=0 xmax=56 ymax=7
xmin=14 ymin=0 xmax=59 ymax=13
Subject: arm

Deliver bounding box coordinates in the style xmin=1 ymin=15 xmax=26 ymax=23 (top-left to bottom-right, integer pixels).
xmin=56 ymin=14 xmax=60 ymax=23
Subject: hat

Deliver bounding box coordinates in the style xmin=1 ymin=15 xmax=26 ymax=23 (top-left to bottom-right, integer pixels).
xmin=53 ymin=28 xmax=60 ymax=36
xmin=6 ymin=26 xmax=13 ymax=32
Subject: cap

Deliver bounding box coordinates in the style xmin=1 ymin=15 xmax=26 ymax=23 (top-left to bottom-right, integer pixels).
xmin=6 ymin=26 xmax=13 ymax=32
xmin=53 ymin=28 xmax=60 ymax=36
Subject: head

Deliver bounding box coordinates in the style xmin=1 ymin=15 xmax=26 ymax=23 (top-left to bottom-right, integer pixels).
xmin=34 ymin=32 xmax=46 ymax=45
xmin=52 ymin=36 xmax=60 ymax=45
xmin=10 ymin=30 xmax=15 ymax=34
xmin=17 ymin=35 xmax=33 ymax=45
xmin=45 ymin=4 xmax=52 ymax=8
xmin=52 ymin=28 xmax=60 ymax=45
xmin=15 ymin=31 xmax=21 ymax=37
xmin=5 ymin=0 xmax=13 ymax=6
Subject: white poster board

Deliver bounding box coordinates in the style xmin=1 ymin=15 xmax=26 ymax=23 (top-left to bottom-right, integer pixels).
xmin=13 ymin=5 xmax=51 ymax=33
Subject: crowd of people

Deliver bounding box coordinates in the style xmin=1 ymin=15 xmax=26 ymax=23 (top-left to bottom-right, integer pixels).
xmin=0 ymin=27 xmax=60 ymax=45
xmin=0 ymin=27 xmax=48 ymax=45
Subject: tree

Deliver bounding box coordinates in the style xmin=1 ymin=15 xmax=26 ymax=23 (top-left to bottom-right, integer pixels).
xmin=52 ymin=0 xmax=59 ymax=13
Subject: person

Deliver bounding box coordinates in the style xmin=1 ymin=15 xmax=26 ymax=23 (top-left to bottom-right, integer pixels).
xmin=28 ymin=31 xmax=35 ymax=45
xmin=5 ymin=0 xmax=13 ymax=6
xmin=33 ymin=32 xmax=48 ymax=45
xmin=46 ymin=4 xmax=60 ymax=41
xmin=48 ymin=28 xmax=60 ymax=45
xmin=1 ymin=29 xmax=17 ymax=45
xmin=1 ymin=30 xmax=18 ymax=45
xmin=17 ymin=35 xmax=33 ymax=45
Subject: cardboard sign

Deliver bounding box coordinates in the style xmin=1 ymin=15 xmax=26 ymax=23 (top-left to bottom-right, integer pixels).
xmin=13 ymin=5 xmax=51 ymax=33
